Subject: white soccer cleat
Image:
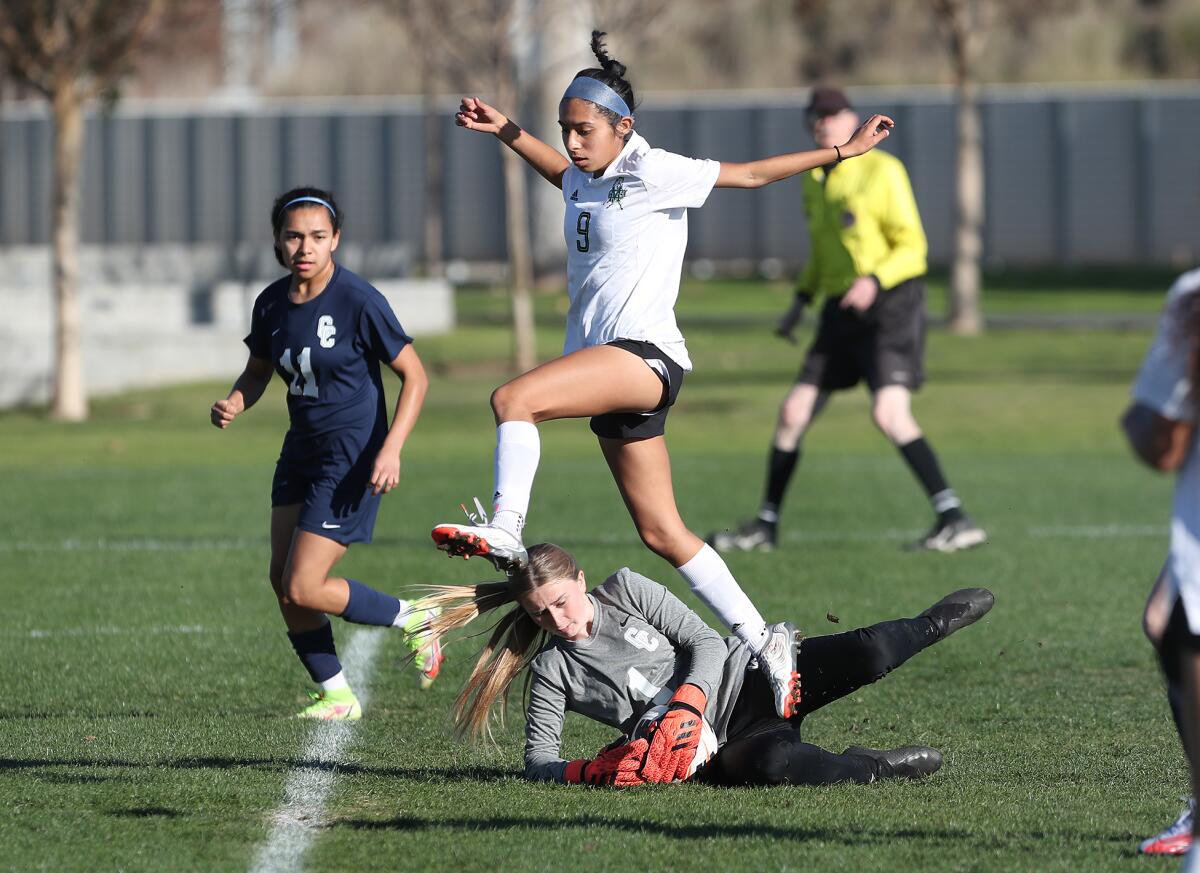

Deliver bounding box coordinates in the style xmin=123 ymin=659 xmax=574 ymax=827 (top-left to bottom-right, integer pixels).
xmin=1139 ymin=797 xmax=1195 ymax=856
xmin=909 ymin=516 xmax=987 ymax=553
xmin=756 ymin=621 xmax=800 ymax=718
xmin=431 ymin=497 xmax=528 ymax=572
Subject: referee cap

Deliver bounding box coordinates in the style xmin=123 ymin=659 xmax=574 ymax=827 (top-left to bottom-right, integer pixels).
xmin=806 ymin=86 xmax=853 ymax=117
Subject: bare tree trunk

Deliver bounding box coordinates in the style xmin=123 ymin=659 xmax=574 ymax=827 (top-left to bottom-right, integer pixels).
xmin=501 ymin=145 xmax=536 ymax=372
xmin=945 ymin=1 xmax=984 ymax=336
xmin=49 ymin=80 xmax=88 ymax=421
xmin=949 ymin=74 xmax=984 ymax=335
xmin=420 ymin=90 xmax=444 ymax=278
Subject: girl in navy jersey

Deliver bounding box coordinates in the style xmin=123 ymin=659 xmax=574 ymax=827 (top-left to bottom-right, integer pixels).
xmin=418 ymin=543 xmax=992 ymax=787
xmin=432 ymin=31 xmax=894 ymax=720
xmin=211 ymin=187 xmax=442 ymax=720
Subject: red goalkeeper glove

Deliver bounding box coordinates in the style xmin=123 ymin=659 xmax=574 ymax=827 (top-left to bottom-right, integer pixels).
xmin=640 ymin=684 xmax=708 ymax=783
xmin=562 ymin=738 xmax=649 ymax=787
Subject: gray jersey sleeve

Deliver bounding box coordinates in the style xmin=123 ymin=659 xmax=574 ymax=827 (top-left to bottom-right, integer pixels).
xmin=523 ymin=654 xmax=570 ymax=782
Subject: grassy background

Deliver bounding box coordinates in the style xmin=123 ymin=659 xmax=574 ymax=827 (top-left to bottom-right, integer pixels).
xmin=0 ymin=274 xmax=1187 ymax=872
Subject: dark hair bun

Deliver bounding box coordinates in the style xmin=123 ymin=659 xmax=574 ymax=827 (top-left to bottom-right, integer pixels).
xmin=590 ymin=30 xmax=626 ymax=80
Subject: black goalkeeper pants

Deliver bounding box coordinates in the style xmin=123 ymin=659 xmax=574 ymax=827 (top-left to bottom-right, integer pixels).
xmin=704 ymin=615 xmax=941 ymax=787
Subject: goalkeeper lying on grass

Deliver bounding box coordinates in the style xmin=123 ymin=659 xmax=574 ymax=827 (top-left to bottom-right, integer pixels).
xmin=418 ymin=543 xmax=992 ymax=786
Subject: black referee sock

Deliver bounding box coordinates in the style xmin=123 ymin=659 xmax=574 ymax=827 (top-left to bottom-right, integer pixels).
xmin=758 ymin=447 xmax=800 ymax=524
xmin=897 ymin=437 xmax=964 ymax=523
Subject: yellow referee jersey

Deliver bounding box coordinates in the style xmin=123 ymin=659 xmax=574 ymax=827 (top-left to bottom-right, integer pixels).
xmin=796 ymin=149 xmax=927 ymax=298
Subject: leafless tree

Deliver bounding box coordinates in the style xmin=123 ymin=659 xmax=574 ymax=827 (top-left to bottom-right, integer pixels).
xmin=931 ymin=0 xmax=1077 ymax=335
xmin=381 ymin=0 xmax=541 ymax=371
xmin=931 ymin=0 xmax=988 ymax=335
xmin=0 ymin=1 xmax=165 ymax=420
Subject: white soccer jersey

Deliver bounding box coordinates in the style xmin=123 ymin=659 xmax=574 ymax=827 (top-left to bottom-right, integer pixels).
xmin=1132 ymin=267 xmax=1200 ymax=632
xmin=560 ymin=131 xmax=721 ymax=371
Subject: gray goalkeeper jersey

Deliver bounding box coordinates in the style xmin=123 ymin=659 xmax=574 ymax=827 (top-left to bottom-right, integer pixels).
xmin=523 ymin=568 xmax=755 ymax=782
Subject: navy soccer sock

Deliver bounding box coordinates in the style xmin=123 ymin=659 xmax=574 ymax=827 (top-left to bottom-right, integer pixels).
xmin=287 ymin=622 xmax=342 ymax=684
xmin=758 ymin=447 xmax=800 ymax=524
xmin=897 ymin=437 xmax=964 ymax=523
xmin=341 ymin=578 xmax=404 ymax=627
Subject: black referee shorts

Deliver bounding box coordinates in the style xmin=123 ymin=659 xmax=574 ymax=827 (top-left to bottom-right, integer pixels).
xmin=798 ymin=278 xmax=927 ymax=392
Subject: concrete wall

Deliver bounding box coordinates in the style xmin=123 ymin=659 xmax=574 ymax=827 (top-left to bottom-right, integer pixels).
xmin=1 ymin=276 xmax=453 ymax=408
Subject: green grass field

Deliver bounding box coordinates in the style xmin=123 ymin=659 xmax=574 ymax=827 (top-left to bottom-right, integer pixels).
xmin=0 ymin=276 xmax=1187 ymax=872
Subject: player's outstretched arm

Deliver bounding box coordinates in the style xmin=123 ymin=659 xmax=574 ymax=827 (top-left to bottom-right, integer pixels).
xmin=371 ymin=344 xmax=429 ymax=495
xmin=715 ymin=113 xmax=894 ymax=189
xmin=210 ymin=355 xmax=273 ymax=428
xmin=456 ymin=96 xmax=571 ymax=189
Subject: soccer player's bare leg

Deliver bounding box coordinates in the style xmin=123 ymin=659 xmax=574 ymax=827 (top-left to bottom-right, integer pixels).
xmin=490 ymin=344 xmax=665 ymax=424
xmin=598 ymin=434 xmax=699 ymax=568
xmin=280 ymin=530 xmax=351 ymax=617
xmin=598 ymin=435 xmax=798 ymax=717
xmin=873 ymin=384 xmax=986 ymax=552
xmin=434 ymin=346 xmax=667 ymax=569
xmin=870 ymin=384 xmax=922 ymax=445
xmin=269 ymin=504 xmax=327 ymax=632
xmin=773 ymin=382 xmax=830 ymax=452
xmin=708 ymin=385 xmax=828 ymax=552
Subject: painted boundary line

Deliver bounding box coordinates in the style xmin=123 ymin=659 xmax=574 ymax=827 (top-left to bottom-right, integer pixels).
xmin=249 ymin=628 xmax=383 ymax=873
xmin=0 ymin=524 xmax=1172 ymax=556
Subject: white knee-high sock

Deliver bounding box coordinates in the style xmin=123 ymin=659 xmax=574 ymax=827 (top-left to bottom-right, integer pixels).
xmin=1183 ymin=845 xmax=1200 ymax=873
xmin=492 ymin=420 xmax=540 ymax=536
xmin=676 ymin=544 xmax=769 ymax=652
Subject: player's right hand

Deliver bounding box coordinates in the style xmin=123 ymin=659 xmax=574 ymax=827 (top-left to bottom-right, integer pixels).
xmin=775 ymin=295 xmax=810 ymax=344
xmin=455 ymin=97 xmax=508 ymax=136
xmin=563 ymin=738 xmax=649 ymax=787
xmin=210 ymin=398 xmax=240 ymax=428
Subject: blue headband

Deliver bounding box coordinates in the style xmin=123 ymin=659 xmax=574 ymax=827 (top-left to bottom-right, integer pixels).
xmin=562 ymin=76 xmax=632 ymax=119
xmin=282 ymin=196 xmax=336 ymax=219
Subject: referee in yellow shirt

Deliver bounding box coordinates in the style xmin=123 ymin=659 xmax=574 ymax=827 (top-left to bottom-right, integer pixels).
xmin=711 ymin=87 xmax=985 ymax=554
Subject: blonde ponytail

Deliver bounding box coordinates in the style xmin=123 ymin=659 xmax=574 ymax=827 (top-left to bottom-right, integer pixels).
xmin=410 ymin=543 xmax=581 ymax=741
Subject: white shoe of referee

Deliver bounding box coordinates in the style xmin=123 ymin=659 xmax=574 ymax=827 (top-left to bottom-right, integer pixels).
xmin=756 ymin=621 xmax=800 ymax=718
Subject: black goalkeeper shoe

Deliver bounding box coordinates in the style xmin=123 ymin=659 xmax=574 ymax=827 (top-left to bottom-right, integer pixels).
xmin=843 ymin=745 xmax=944 ymax=781
xmin=707 ymin=518 xmax=777 ymax=553
xmin=919 ymin=587 xmax=994 ymax=639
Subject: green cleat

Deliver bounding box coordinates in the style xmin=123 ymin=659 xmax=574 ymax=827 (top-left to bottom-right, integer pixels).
xmin=403 ymin=605 xmax=445 ymax=690
xmin=296 ymin=687 xmax=362 ymax=721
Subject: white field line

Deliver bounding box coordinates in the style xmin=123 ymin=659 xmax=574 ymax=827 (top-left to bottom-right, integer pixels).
xmin=249 ymin=628 xmax=383 ymax=873
xmin=0 ymin=523 xmax=1170 ymax=556
xmin=12 ymin=624 xmax=239 ymax=639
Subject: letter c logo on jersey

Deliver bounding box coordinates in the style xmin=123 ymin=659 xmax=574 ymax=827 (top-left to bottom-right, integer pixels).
xmin=317 ymin=315 xmax=336 ymax=348
xmin=623 ymin=627 xmax=659 ymax=652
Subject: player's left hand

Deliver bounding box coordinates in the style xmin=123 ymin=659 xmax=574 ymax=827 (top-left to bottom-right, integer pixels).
xmin=369 ymin=452 xmax=401 ymax=495
xmin=640 ymin=684 xmax=707 ymax=783
xmin=840 ymin=276 xmax=879 ymax=313
xmin=840 ymin=113 xmax=893 ymax=158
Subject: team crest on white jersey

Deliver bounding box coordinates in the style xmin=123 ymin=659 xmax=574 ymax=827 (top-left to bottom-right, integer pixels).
xmin=623 ymin=626 xmax=659 ymax=652
xmin=605 ymin=176 xmax=627 ymax=209
xmin=317 ymin=315 xmax=336 ymax=348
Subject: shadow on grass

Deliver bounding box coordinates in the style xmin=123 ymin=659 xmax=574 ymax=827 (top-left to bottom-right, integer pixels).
xmin=109 ymin=806 xmax=183 ymax=819
xmin=332 ymin=813 xmax=1134 ymax=849
xmin=0 ymin=756 xmax=515 ymax=784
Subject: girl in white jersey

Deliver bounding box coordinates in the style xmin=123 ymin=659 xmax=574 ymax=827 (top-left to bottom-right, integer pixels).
xmin=432 ymin=32 xmax=894 ymax=720
xmin=1122 ymin=269 xmax=1200 ymax=862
